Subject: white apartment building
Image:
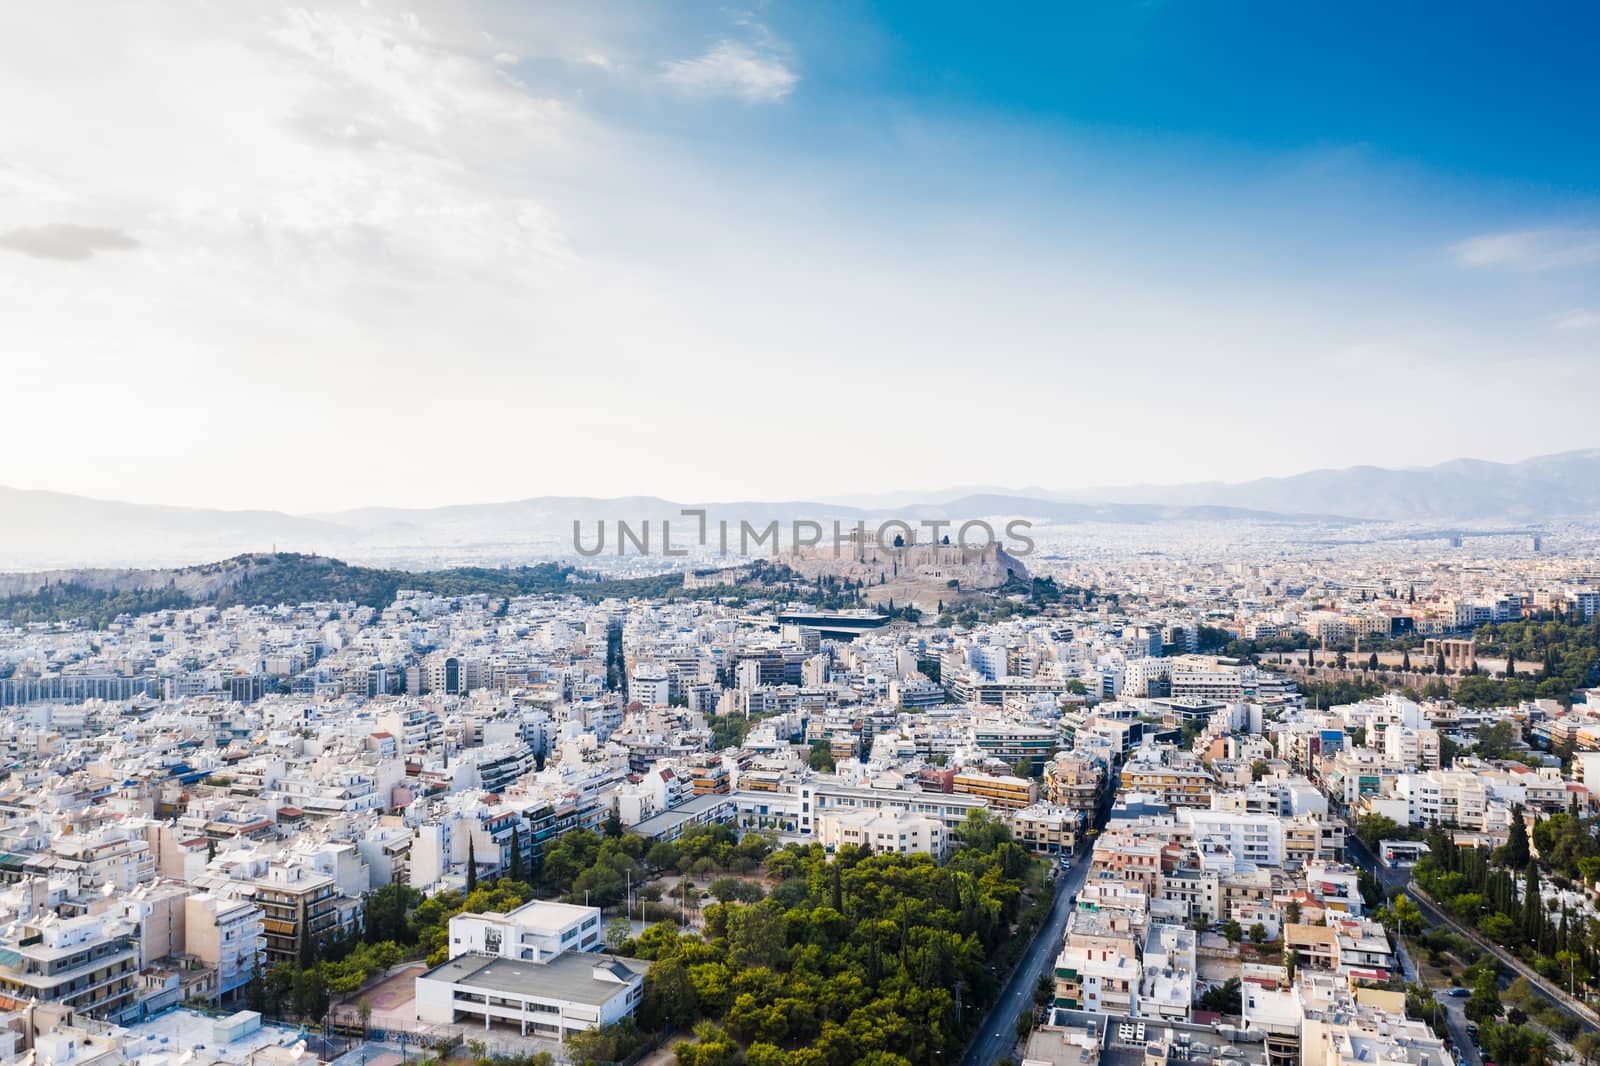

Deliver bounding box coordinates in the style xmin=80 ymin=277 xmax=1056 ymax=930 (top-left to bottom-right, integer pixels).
xmin=1168 ymin=657 xmax=1247 ymax=701
xmin=185 ymin=893 xmax=265 ymax=1000
xmin=1391 ymin=770 xmax=1489 ymax=829
xmin=815 ymin=807 xmax=946 ymax=857
xmin=627 ymin=669 xmax=670 ymax=708
xmin=1178 ymin=808 xmax=1285 ymax=870
xmin=1139 ymin=924 xmax=1197 ymax=1021
xmin=1382 ymin=726 xmax=1441 ymax=771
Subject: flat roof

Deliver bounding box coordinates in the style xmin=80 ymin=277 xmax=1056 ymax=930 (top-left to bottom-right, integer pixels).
xmin=124 ymin=1008 xmax=304 ymax=1065
xmin=497 ymin=899 xmax=598 ymax=934
xmin=421 ymin=951 xmax=649 ymax=1007
xmin=629 ymin=793 xmax=732 ymax=838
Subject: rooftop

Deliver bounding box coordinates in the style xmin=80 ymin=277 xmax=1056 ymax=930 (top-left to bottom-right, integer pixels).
xmin=421 ymin=951 xmax=649 ymax=1006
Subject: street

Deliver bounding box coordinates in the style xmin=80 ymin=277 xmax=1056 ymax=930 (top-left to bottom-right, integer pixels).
xmin=961 ymin=848 xmax=1093 ymax=1066
xmin=1428 ymin=990 xmax=1481 ymax=1066
xmin=1343 ymin=829 xmax=1592 ymax=1066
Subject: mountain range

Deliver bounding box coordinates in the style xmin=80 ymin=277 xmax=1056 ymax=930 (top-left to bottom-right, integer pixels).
xmin=3 ymin=449 xmax=1596 ymax=571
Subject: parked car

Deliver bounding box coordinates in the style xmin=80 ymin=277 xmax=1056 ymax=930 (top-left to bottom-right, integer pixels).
xmin=1447 ymin=987 xmax=1471 ymax=998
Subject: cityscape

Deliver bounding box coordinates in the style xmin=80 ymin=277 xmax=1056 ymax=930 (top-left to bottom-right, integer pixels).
xmin=3 ymin=4 xmax=1600 ymax=1066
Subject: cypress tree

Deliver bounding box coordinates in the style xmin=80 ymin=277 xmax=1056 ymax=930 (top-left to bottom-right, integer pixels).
xmin=1501 ymin=806 xmax=1530 ymax=868
xmin=466 ymin=835 xmax=478 ymax=894
xmin=508 ymin=824 xmax=524 ymax=883
xmin=1523 ymin=862 xmax=1542 ymax=942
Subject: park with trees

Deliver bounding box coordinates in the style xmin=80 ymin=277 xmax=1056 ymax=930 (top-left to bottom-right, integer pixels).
xmin=234 ymin=810 xmax=1049 ymax=1066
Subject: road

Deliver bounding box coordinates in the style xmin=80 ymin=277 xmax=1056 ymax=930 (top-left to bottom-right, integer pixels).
xmin=961 ymin=848 xmax=1092 ymax=1066
xmin=1429 ymin=990 xmax=1480 ymax=1066
xmin=1344 ymin=832 xmax=1410 ymax=894
xmin=1407 ymin=884 xmax=1600 ymax=1029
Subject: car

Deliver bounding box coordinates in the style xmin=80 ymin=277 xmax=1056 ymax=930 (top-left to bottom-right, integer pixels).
xmin=1059 ymin=857 xmax=1072 ymax=869
xmin=1446 ymin=987 xmax=1471 ymax=998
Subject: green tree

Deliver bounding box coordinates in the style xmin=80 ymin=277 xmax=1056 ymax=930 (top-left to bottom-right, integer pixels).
xmin=1498 ymin=806 xmax=1530 ymax=868
xmin=466 ymin=835 xmax=478 ymax=894
xmin=1197 ymin=978 xmax=1242 ymax=1015
xmin=1477 ymin=721 xmax=1518 ymax=760
xmin=1522 ymin=862 xmax=1542 ymax=943
xmin=1381 ymin=894 xmax=1424 ymax=935
xmin=728 ymin=900 xmax=787 ymax=970
xmin=1464 ymin=970 xmax=1501 ymax=1023
xmin=1355 ymin=814 xmax=1403 ymax=851
xmin=507 ymin=824 xmax=524 ymax=883
xmin=642 ymin=956 xmax=699 ymax=1030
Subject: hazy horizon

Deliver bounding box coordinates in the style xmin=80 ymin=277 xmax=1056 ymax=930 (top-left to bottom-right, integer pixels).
xmin=0 ymin=444 xmax=1595 ymax=515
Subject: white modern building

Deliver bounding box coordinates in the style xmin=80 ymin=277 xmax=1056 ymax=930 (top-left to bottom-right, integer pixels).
xmin=447 ymin=899 xmax=602 ymax=961
xmin=416 ymin=901 xmax=647 ymax=1041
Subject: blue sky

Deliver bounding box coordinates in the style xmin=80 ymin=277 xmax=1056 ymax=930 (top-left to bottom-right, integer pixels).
xmin=843 ymin=4 xmax=1599 ymax=186
xmin=0 ymin=1 xmax=1596 ymax=510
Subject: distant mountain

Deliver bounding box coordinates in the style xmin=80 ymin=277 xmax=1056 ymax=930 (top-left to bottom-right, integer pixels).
xmin=1051 ymin=449 xmax=1600 ymax=522
xmin=2 ymin=448 xmax=1595 ymax=569
xmin=0 ymin=487 xmax=1340 ymax=570
xmin=0 ymin=486 xmax=346 ymax=570
xmin=896 ymin=494 xmax=1330 ymax=525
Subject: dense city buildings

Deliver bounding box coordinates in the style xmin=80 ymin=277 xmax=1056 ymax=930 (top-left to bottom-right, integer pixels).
xmin=0 ymin=528 xmax=1596 ymax=1064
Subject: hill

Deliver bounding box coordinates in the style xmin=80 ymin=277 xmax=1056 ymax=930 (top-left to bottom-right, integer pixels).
xmin=0 ymin=553 xmax=682 ymax=628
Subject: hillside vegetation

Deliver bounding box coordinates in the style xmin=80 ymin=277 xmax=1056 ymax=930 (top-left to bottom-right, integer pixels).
xmin=0 ymin=553 xmax=684 ymax=627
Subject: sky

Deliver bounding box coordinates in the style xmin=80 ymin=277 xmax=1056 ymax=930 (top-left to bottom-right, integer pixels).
xmin=1 ymin=1 xmax=1598 ymax=513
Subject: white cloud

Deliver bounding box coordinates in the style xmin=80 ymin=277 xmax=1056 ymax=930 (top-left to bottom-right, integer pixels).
xmin=0 ymin=223 xmax=139 ymax=261
xmin=661 ymin=39 xmax=797 ymax=102
xmin=1452 ymin=226 xmax=1600 ymax=271
xmin=1555 ymin=309 xmax=1600 ymax=330
xmin=0 ymin=2 xmax=1593 ymax=517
